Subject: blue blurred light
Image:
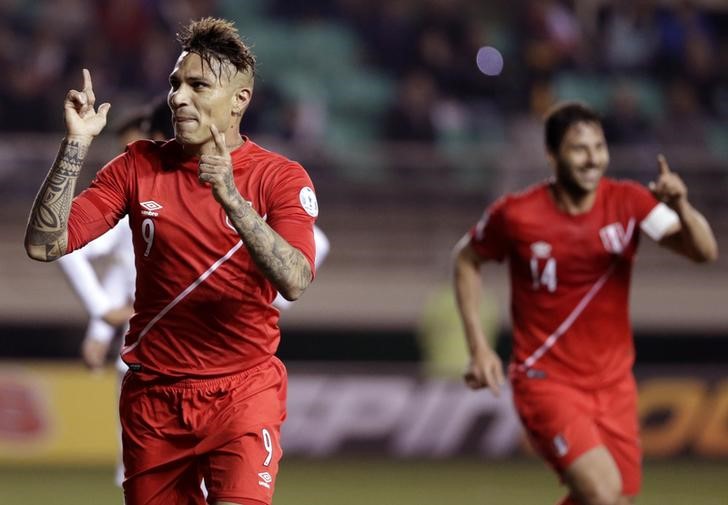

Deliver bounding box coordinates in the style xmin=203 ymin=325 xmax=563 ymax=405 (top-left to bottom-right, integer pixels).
xmin=476 ymin=46 xmax=504 ymax=76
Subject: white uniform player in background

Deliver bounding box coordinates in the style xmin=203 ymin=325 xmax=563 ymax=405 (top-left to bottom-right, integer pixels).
xmin=59 ymin=217 xmax=135 ymax=372
xmin=57 ymin=216 xmax=134 ymax=486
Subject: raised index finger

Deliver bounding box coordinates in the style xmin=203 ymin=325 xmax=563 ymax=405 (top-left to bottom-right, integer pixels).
xmin=657 ymin=154 xmax=671 ymax=176
xmin=209 ymin=125 xmax=228 ymax=156
xmin=82 ymin=68 xmax=95 ymax=104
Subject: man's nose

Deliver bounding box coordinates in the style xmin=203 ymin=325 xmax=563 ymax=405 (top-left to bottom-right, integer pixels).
xmin=169 ymin=87 xmax=187 ymax=108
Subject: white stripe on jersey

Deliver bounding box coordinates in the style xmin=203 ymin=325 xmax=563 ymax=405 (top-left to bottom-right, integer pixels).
xmin=517 ymin=263 xmax=617 ymax=372
xmin=641 ymin=203 xmax=679 ymax=241
xmin=121 ymin=240 xmax=244 ymax=355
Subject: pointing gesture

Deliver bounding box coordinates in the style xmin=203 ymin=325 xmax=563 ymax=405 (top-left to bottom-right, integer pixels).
xmin=199 ymin=125 xmax=239 ymax=206
xmin=648 ymin=154 xmax=687 ymax=209
xmin=64 ymin=69 xmax=111 ymax=140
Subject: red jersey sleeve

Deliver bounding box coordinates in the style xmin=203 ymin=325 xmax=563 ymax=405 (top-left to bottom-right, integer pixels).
xmin=469 ymin=196 xmax=510 ymax=262
xmin=621 ymin=180 xmax=659 ymax=221
xmin=67 ymin=149 xmax=130 ymax=253
xmin=265 ymin=162 xmax=318 ymax=275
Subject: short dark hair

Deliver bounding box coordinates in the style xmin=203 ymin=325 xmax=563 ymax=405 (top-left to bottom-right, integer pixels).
xmin=544 ymin=101 xmax=602 ymax=153
xmin=177 ymin=17 xmax=256 ymax=80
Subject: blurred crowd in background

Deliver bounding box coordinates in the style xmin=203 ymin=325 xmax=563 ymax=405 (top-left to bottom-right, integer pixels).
xmin=1 ymin=0 xmax=727 ymax=211
xmin=1 ymin=0 xmax=726 ymax=143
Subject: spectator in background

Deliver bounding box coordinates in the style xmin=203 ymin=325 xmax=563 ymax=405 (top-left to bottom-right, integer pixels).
xmin=521 ymin=0 xmax=582 ymax=76
xmin=598 ymin=0 xmax=660 ymax=73
xmin=601 ymin=81 xmax=654 ymax=145
xmin=657 ymin=78 xmax=708 ymax=147
xmin=384 ymin=70 xmax=438 ymax=143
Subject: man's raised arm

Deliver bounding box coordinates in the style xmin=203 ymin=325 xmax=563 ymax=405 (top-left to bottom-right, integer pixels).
xmin=199 ymin=125 xmax=313 ymax=301
xmin=25 ymin=69 xmax=110 ymax=261
xmin=650 ymin=154 xmax=718 ymax=263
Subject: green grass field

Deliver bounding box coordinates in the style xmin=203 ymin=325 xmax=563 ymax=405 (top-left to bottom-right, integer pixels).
xmin=1 ymin=458 xmax=727 ymax=504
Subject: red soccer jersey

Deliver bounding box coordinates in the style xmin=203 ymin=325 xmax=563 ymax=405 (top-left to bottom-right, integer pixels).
xmin=67 ymin=139 xmax=317 ymax=378
xmin=469 ymin=178 xmax=677 ymax=388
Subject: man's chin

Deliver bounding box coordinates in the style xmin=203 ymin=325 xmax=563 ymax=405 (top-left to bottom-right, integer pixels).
xmin=174 ymin=132 xmax=200 ymax=146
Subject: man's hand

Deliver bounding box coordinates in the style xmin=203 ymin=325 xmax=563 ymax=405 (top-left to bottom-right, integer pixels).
xmin=102 ymin=305 xmax=134 ymax=327
xmin=464 ymin=346 xmax=505 ymax=396
xmin=648 ymin=154 xmax=687 ymax=209
xmin=199 ymin=125 xmax=240 ymax=207
xmin=81 ymin=337 xmax=111 ymax=371
xmin=64 ymin=69 xmax=111 ymax=141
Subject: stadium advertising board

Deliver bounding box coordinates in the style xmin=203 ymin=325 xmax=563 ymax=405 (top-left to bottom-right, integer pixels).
xmin=0 ymin=362 xmax=726 ymax=463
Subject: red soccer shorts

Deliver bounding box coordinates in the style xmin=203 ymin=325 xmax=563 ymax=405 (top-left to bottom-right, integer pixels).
xmin=119 ymin=357 xmax=287 ymax=505
xmin=512 ymin=372 xmax=641 ymax=496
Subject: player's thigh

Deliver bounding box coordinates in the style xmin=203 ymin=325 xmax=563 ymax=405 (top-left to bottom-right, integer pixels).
xmin=597 ymin=376 xmax=641 ymax=497
xmin=124 ymin=460 xmax=206 ymax=505
xmin=201 ymin=365 xmax=286 ymax=505
xmin=563 ymin=445 xmax=622 ymax=505
xmin=203 ymin=424 xmax=282 ymax=505
xmin=513 ymin=379 xmax=600 ymax=472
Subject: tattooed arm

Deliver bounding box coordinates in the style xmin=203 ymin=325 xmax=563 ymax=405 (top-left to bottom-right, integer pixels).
xmin=199 ymin=126 xmax=312 ymax=300
xmin=25 ymin=138 xmax=89 ymax=260
xmin=25 ymin=69 xmax=110 ymax=261
xmin=226 ymin=197 xmax=312 ymax=301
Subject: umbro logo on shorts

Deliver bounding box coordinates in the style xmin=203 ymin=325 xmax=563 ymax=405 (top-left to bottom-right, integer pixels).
xmin=258 ymin=471 xmax=273 ymax=489
xmin=553 ymin=434 xmax=569 ymax=457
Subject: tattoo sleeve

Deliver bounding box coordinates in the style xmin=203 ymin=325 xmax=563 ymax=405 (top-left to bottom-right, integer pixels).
xmin=25 ymin=138 xmax=89 ymax=261
xmin=225 ymin=194 xmax=312 ymax=300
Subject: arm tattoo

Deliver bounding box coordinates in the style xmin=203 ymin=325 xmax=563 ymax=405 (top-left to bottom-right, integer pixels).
xmin=26 ymin=138 xmax=89 ymax=260
xmin=225 ymin=195 xmax=312 ymax=298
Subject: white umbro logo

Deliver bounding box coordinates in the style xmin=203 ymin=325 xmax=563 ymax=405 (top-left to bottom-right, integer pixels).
xmin=258 ymin=471 xmax=273 ymax=489
xmin=553 ymin=434 xmax=569 ymax=457
xmin=140 ymin=201 xmax=162 ymax=217
xmin=140 ymin=201 xmax=163 ymax=211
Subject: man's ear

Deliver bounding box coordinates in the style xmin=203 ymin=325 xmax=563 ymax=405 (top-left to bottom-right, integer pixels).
xmin=232 ymin=87 xmax=252 ymax=116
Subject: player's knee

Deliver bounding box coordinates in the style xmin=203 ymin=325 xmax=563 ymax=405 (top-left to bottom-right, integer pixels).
xmin=576 ymin=477 xmax=622 ymax=505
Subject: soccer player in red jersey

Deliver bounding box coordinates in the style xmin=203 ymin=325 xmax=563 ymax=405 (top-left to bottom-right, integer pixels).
xmin=453 ymin=102 xmax=717 ymax=505
xmin=25 ymin=18 xmax=318 ymax=505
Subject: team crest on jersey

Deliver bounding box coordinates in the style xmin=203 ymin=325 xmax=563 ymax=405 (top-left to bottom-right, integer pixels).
xmin=599 ymin=219 xmax=635 ymax=255
xmin=299 ymin=187 xmax=319 ymax=217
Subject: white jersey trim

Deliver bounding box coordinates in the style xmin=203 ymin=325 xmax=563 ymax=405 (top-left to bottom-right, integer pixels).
xmin=517 ymin=263 xmax=617 ymax=372
xmin=640 ymin=203 xmax=679 ymax=241
xmin=121 ymin=240 xmax=244 ymax=355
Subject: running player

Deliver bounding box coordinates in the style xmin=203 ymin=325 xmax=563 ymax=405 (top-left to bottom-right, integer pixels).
xmin=453 ymin=101 xmax=717 ymax=505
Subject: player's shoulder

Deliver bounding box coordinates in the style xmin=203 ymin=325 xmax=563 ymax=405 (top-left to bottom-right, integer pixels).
xmin=495 ymin=180 xmax=550 ymax=212
xmin=125 ymin=139 xmax=166 ymax=157
xmin=242 ymin=138 xmax=305 ymax=172
xmin=121 ymin=139 xmax=170 ymax=169
xmin=601 ymin=176 xmax=651 ymax=199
